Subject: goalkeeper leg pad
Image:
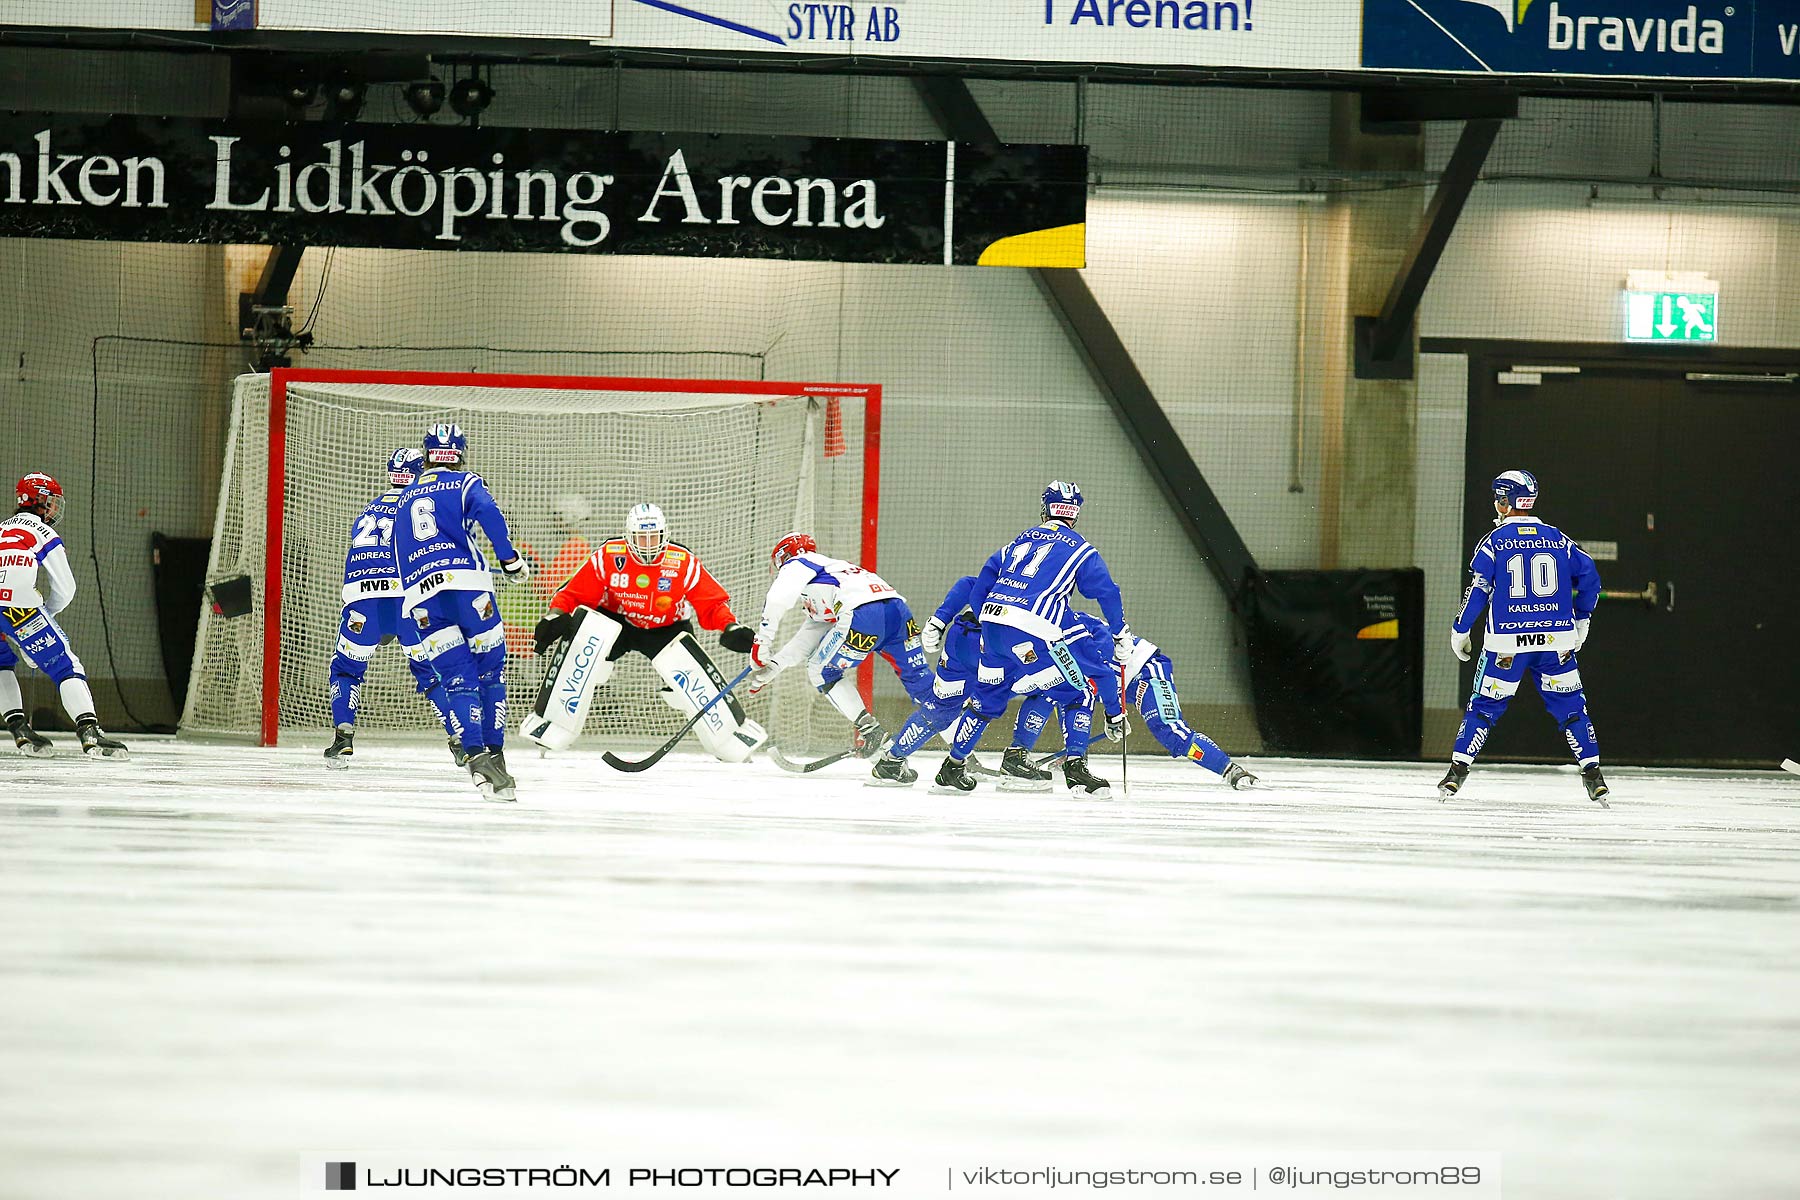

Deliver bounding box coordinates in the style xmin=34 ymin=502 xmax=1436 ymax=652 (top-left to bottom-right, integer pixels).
xmin=521 ymin=607 xmax=622 ymax=751
xmin=651 ymin=632 xmax=768 ymax=764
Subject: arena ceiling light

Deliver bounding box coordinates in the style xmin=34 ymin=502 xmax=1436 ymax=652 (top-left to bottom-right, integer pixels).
xmin=450 ymin=76 xmax=495 ymax=121
xmin=403 ymin=77 xmax=446 ymax=119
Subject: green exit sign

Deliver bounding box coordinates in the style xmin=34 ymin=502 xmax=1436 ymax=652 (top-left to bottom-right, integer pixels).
xmin=1624 ymin=290 xmax=1717 ymax=342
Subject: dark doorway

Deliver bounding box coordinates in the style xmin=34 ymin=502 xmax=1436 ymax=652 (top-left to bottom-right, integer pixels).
xmin=1462 ymin=359 xmax=1797 ymax=766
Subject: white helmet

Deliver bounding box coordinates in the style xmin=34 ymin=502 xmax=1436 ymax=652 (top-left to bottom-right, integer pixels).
xmin=554 ymin=494 xmax=591 ymax=531
xmin=626 ymin=502 xmax=668 ymax=564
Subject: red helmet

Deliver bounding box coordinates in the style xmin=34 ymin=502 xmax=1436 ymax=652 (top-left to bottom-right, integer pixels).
xmin=770 ymin=531 xmax=817 ymax=573
xmin=16 ymin=472 xmax=64 ymax=525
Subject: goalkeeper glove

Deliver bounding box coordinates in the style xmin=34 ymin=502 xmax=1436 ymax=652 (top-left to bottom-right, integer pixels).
xmin=920 ymin=616 xmax=945 ymax=658
xmin=499 ymin=556 xmax=530 ymax=585
xmin=719 ymin=623 xmax=755 ymax=654
xmin=533 ymin=611 xmax=576 ymax=657
xmin=1451 ymin=628 xmax=1473 ymax=662
xmin=1112 ymin=625 xmax=1134 ymax=665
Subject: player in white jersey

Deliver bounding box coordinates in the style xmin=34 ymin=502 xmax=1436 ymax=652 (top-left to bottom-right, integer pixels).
xmin=746 ymin=532 xmax=934 ymax=757
xmin=0 ymin=473 xmax=128 ymax=758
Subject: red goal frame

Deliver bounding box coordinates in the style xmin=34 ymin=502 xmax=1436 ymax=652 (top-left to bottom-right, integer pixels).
xmin=261 ymin=368 xmax=883 ymax=746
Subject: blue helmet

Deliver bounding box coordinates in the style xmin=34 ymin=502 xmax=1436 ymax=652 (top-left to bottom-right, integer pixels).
xmin=1042 ymin=479 xmax=1084 ymax=524
xmin=1492 ymin=469 xmax=1538 ymax=511
xmin=422 ymin=422 xmax=467 ymax=467
xmin=387 ymin=447 xmax=424 ymax=488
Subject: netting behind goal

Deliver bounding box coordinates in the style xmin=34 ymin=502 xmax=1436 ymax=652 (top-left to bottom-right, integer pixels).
xmin=182 ymin=370 xmax=872 ymax=750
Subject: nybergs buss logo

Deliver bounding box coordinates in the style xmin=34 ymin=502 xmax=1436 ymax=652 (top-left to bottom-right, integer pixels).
xmin=1399 ymin=0 xmax=1733 ymax=71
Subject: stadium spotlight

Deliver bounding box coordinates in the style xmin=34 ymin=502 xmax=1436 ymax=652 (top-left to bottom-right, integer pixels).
xmin=403 ymin=77 xmax=446 ymax=118
xmin=282 ymin=80 xmax=319 ymax=110
xmin=326 ymin=76 xmax=366 ymax=120
xmin=449 ymin=75 xmax=495 ymax=120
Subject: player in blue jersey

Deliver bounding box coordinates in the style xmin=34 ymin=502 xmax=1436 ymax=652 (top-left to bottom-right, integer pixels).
xmin=868 ymin=575 xmax=1070 ymax=787
xmin=323 ymin=449 xmax=459 ymax=769
xmin=391 ymin=423 xmax=530 ymax=801
xmin=1441 ymin=470 xmax=1608 ymax=806
xmin=874 ymin=481 xmax=1130 ymax=798
xmin=1010 ymin=618 xmax=1259 ymax=791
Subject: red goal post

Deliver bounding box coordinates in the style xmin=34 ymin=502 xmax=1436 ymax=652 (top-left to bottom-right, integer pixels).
xmin=222 ymin=368 xmax=880 ymax=747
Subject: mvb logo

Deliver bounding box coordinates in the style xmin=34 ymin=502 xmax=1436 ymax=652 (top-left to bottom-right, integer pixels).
xmin=1439 ymin=0 xmax=1729 ymax=56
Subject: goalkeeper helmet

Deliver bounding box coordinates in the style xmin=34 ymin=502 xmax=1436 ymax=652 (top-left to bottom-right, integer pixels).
xmin=387 ymin=448 xmax=424 ymax=489
xmin=15 ymin=472 xmax=63 ymax=525
xmin=1042 ymin=480 xmax=1084 ymax=524
xmin=422 ymin=422 xmax=467 ymax=467
xmin=626 ymin=502 xmax=668 ymax=564
xmin=770 ymin=531 xmax=817 ymax=574
xmin=1492 ymin=469 xmax=1538 ymax=511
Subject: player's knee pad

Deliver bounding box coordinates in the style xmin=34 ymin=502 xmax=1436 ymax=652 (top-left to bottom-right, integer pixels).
xmin=1539 ymin=669 xmax=1589 ymax=728
xmin=403 ymin=654 xmax=439 ymax=696
xmin=653 ymin=632 xmax=767 ymax=763
xmin=521 ymin=607 xmax=622 ymax=750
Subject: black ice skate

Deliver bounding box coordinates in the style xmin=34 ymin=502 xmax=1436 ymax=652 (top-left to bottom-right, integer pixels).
xmin=852 ymin=713 xmax=888 ymax=759
xmin=5 ymin=710 xmax=53 ymax=757
xmin=1062 ymin=755 xmax=1112 ymax=800
xmin=999 ymin=745 xmax=1053 ymax=791
xmin=323 ymin=725 xmax=355 ymax=769
xmin=467 ymin=750 xmax=517 ymax=802
xmin=1582 ymin=765 xmax=1611 ymax=809
xmin=448 ymin=738 xmax=470 ymax=767
xmin=76 ymin=717 xmax=129 ymax=760
xmin=868 ymin=754 xmax=919 ymax=787
xmin=1223 ymin=763 xmax=1259 ymax=791
xmin=1437 ymin=761 xmax=1470 ymax=801
xmin=932 ymin=756 xmax=978 ymax=794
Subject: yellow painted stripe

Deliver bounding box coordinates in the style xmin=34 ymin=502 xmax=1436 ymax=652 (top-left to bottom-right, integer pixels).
xmin=977 ymin=223 xmax=1087 ymax=268
xmin=1356 ymin=619 xmax=1399 ymax=640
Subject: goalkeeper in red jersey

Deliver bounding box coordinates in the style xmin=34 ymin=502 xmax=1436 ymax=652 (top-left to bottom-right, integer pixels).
xmin=520 ymin=503 xmax=767 ymax=762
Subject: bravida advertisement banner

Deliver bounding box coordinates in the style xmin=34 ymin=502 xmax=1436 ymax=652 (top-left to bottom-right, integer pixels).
xmin=0 ymin=115 xmax=1089 ymax=267
xmin=1362 ymin=0 xmax=1800 ymax=80
xmin=1 ymin=0 xmax=1365 ymax=71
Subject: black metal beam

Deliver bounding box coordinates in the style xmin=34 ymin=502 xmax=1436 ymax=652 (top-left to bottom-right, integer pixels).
xmin=1357 ymin=117 xmax=1502 ymax=377
xmin=910 ymin=75 xmax=1261 ymax=610
xmin=1032 ymin=268 xmax=1260 ymax=606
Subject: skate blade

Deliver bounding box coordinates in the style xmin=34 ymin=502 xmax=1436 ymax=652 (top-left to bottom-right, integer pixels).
xmin=84 ymin=747 xmax=130 ymax=761
xmin=1231 ymin=777 xmax=1260 ymax=791
xmin=997 ymin=776 xmax=1052 ymax=792
xmin=929 ymin=784 xmax=977 ymax=795
xmin=323 ymin=757 xmax=350 ymax=771
xmin=1066 ymin=786 xmax=1112 ymax=801
xmin=1437 ymin=787 xmax=1459 ymax=802
xmin=865 ymin=776 xmax=916 ymax=788
xmin=16 ymin=744 xmax=54 ymax=757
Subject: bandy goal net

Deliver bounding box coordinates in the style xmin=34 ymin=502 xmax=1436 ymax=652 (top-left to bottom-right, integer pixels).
xmin=182 ymin=368 xmax=877 ymax=751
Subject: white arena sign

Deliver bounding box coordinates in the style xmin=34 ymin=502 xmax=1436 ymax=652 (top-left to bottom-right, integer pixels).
xmin=5 ymin=0 xmax=1364 ymax=71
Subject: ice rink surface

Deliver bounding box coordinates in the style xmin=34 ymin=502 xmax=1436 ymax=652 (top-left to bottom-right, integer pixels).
xmin=4 ymin=739 xmax=1799 ymax=1199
